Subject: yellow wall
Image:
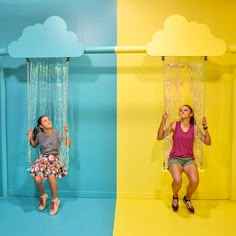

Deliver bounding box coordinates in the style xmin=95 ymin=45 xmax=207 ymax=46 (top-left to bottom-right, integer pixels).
xmin=231 ymin=71 xmax=236 ymax=200
xmin=117 ymin=0 xmax=236 ymax=199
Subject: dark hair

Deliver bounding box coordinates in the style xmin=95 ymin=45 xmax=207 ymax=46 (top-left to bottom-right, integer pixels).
xmin=32 ymin=115 xmax=46 ymax=141
xmin=181 ymin=105 xmax=195 ymax=125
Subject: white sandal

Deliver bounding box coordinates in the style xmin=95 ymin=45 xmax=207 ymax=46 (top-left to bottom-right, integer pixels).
xmin=38 ymin=193 xmax=48 ymax=211
xmin=50 ymin=198 xmax=60 ymax=215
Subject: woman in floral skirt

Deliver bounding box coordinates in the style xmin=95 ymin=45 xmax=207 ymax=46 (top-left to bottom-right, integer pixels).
xmin=27 ymin=115 xmax=71 ymax=215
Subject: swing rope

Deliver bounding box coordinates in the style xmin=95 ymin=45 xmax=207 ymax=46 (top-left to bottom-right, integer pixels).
xmin=161 ymin=56 xmax=168 ymax=170
xmin=60 ymin=57 xmax=70 ymax=168
xmin=26 ymin=58 xmax=32 ymax=170
xmin=203 ymin=56 xmax=207 ymax=118
xmin=199 ymin=56 xmax=207 ymax=170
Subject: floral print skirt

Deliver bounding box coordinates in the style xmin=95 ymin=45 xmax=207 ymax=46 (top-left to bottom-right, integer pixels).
xmin=30 ymin=154 xmax=68 ymax=180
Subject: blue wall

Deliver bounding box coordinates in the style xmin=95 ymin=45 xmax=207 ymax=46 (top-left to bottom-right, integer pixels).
xmin=0 ymin=0 xmax=117 ymax=197
xmin=0 ymin=66 xmax=3 ymax=196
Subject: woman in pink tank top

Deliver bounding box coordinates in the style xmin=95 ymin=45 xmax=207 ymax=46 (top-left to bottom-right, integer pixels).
xmin=157 ymin=105 xmax=211 ymax=214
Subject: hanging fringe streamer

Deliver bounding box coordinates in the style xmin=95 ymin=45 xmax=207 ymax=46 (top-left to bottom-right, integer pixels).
xmin=162 ymin=56 xmax=185 ymax=170
xmin=162 ymin=56 xmax=206 ymax=170
xmin=188 ymin=57 xmax=204 ymax=170
xmin=161 ymin=56 xmax=168 ymax=170
xmin=27 ymin=58 xmax=32 ymax=170
xmin=59 ymin=57 xmax=70 ymax=168
xmin=27 ymin=58 xmax=70 ymax=169
xmin=203 ymin=56 xmax=207 ymax=118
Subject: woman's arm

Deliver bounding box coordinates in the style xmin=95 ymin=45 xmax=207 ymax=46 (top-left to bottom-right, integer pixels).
xmin=64 ymin=125 xmax=72 ymax=147
xmin=26 ymin=129 xmax=38 ymax=147
xmin=195 ymin=117 xmax=211 ymax=145
xmin=157 ymin=113 xmax=174 ymax=140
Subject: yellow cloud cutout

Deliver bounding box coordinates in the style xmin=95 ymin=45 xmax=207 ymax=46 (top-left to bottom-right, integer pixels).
xmin=146 ymin=15 xmax=226 ymax=56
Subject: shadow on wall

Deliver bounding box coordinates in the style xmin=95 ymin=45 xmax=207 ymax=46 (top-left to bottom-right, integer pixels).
xmin=3 ymin=54 xmax=118 ymax=83
xmin=135 ymin=54 xmax=236 ymax=83
xmin=4 ymin=54 xmax=234 ymax=84
xmin=3 ymin=56 xmax=99 ymax=83
xmin=3 ymin=64 xmax=27 ymax=83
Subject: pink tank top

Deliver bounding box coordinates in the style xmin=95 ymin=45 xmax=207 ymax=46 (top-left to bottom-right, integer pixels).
xmin=169 ymin=121 xmax=194 ymax=158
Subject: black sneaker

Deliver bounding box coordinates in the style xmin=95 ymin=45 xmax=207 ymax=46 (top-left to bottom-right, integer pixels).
xmin=183 ymin=196 xmax=195 ymax=214
xmin=172 ymin=197 xmax=179 ymax=212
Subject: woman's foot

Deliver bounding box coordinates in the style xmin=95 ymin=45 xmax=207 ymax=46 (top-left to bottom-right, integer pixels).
xmin=183 ymin=196 xmax=195 ymax=214
xmin=38 ymin=193 xmax=48 ymax=210
xmin=50 ymin=198 xmax=60 ymax=216
xmin=172 ymin=196 xmax=179 ymax=212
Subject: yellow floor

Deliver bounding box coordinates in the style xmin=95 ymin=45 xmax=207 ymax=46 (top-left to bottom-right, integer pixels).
xmin=113 ymin=199 xmax=236 ymax=236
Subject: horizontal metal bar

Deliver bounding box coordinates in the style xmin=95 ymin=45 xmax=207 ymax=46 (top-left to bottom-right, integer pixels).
xmin=0 ymin=48 xmax=8 ymax=56
xmin=1 ymin=44 xmax=235 ymax=56
xmin=84 ymin=46 xmax=115 ymax=54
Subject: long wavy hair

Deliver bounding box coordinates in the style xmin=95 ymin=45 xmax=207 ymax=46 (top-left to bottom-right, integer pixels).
xmin=32 ymin=115 xmax=46 ymax=141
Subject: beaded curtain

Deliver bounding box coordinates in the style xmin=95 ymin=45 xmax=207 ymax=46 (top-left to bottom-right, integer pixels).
xmin=162 ymin=56 xmax=205 ymax=170
xmin=27 ymin=58 xmax=69 ymax=169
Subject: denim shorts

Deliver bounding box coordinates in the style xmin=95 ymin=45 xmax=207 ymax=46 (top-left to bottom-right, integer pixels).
xmin=168 ymin=157 xmax=195 ymax=169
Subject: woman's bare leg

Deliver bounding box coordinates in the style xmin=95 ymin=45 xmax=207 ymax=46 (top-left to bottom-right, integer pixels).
xmin=34 ymin=175 xmax=44 ymax=196
xmin=183 ymin=164 xmax=199 ymax=199
xmin=48 ymin=175 xmax=58 ymax=199
xmin=169 ymin=164 xmax=183 ymax=197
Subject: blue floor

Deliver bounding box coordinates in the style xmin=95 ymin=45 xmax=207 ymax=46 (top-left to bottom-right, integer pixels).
xmin=0 ymin=197 xmax=116 ymax=236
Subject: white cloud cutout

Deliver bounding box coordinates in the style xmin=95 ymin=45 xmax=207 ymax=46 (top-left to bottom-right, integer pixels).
xmin=8 ymin=16 xmax=84 ymax=58
xmin=146 ymin=15 xmax=226 ymax=56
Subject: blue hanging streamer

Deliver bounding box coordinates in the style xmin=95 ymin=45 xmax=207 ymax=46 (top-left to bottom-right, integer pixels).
xmin=27 ymin=58 xmax=69 ymax=169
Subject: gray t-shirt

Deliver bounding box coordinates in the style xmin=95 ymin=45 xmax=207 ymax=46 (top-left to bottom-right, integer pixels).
xmin=35 ymin=130 xmax=63 ymax=155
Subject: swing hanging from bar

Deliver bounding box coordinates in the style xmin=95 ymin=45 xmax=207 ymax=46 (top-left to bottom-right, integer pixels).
xmin=161 ymin=56 xmax=207 ymax=171
xmin=26 ymin=57 xmax=70 ymax=170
